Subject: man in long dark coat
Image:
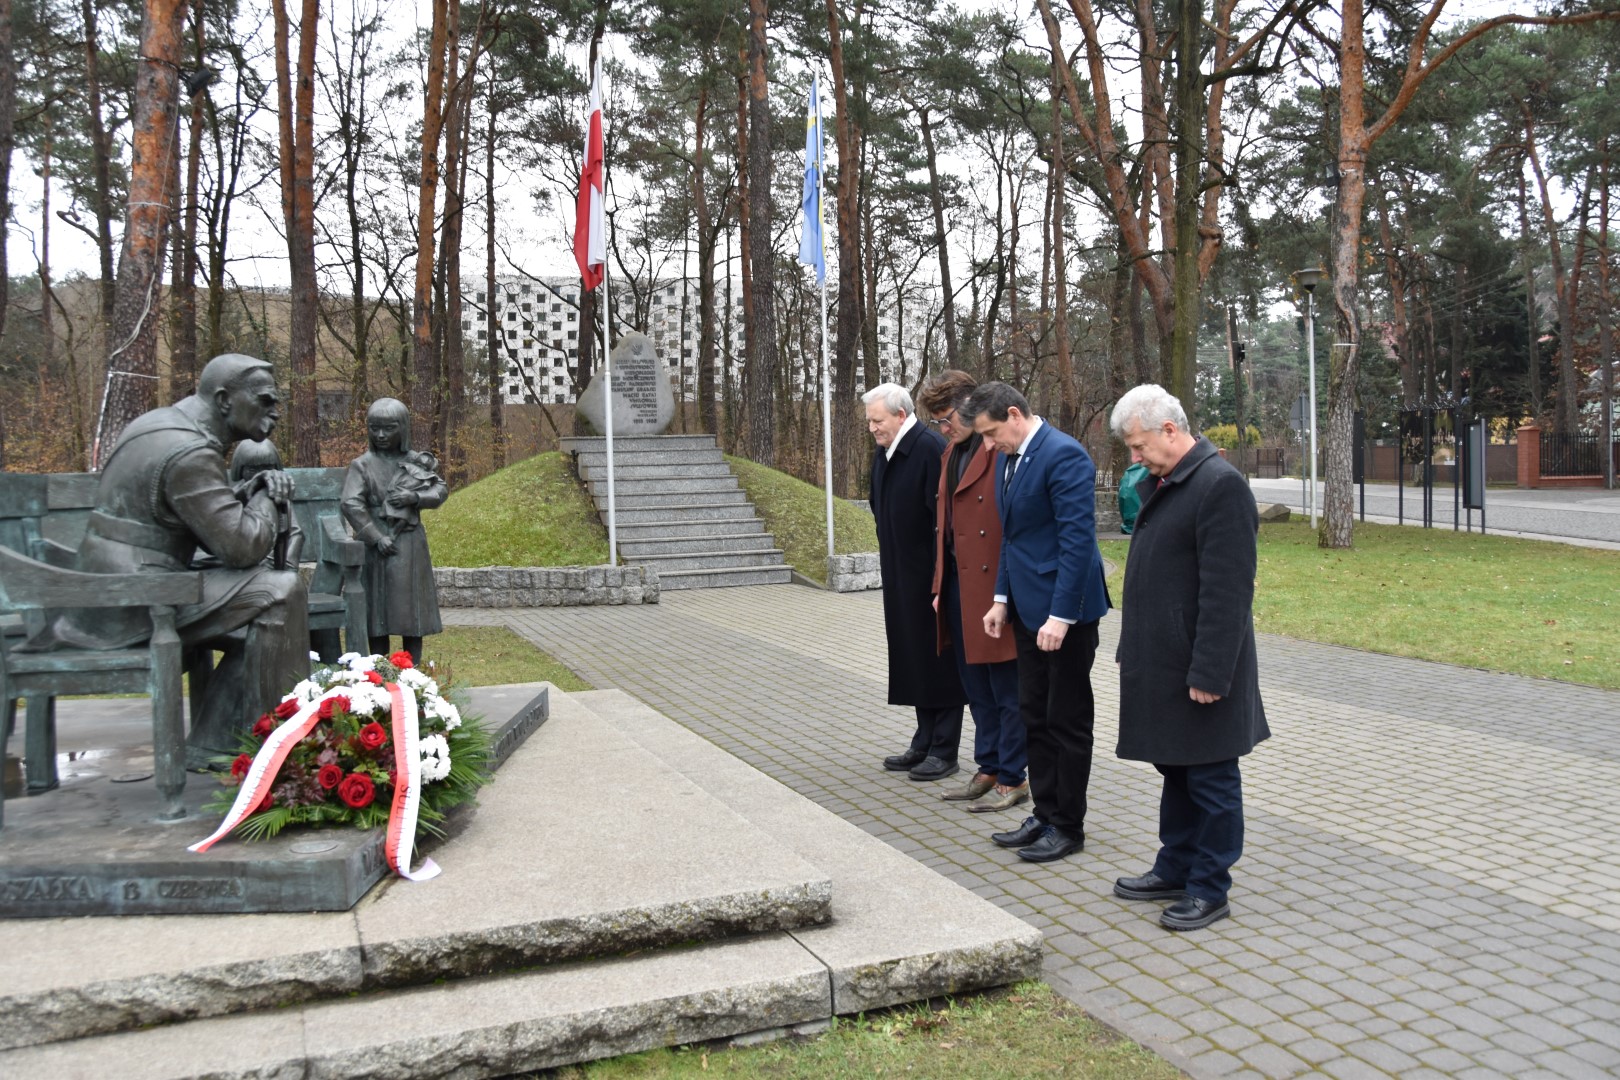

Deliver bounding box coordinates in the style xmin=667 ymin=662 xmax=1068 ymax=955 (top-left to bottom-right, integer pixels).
xmin=1110 ymin=384 xmax=1270 ymax=931
xmin=866 ymin=383 xmax=965 ymax=782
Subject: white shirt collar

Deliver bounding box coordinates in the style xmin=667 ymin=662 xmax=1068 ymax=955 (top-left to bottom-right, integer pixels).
xmin=885 ymin=413 xmax=918 ymax=461
xmin=1012 ymin=416 xmax=1044 ymax=460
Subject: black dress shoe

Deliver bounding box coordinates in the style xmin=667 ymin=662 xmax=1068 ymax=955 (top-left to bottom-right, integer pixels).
xmin=991 ymin=815 xmax=1046 ymax=848
xmin=1113 ymin=872 xmax=1187 ymax=902
xmin=882 ymin=748 xmax=926 ymax=772
xmin=907 ymin=756 xmax=959 ymax=782
xmin=1017 ymin=826 xmax=1084 ymax=863
xmin=1160 ymin=896 xmax=1230 ymax=931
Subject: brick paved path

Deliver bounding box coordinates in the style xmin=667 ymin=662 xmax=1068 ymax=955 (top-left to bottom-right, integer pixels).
xmin=449 ymin=587 xmax=1620 ymax=1079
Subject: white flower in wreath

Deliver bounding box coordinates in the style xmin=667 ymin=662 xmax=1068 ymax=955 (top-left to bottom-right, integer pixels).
xmin=425 ymin=695 xmax=461 ymax=731
xmin=342 ymin=684 xmax=391 ymax=719
xmin=397 ymin=667 xmax=433 ymax=693
xmin=419 ymin=733 xmax=452 ymax=783
xmin=287 ymin=679 xmax=324 ymax=705
xmin=341 ymin=653 xmax=377 ymax=674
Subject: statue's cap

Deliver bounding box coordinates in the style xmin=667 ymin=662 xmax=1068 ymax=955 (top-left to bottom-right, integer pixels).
xmin=198 ymin=353 xmax=274 ymax=397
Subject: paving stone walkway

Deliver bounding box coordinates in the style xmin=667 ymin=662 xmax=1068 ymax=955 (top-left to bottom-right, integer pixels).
xmin=448 ymin=586 xmax=1620 ymax=1079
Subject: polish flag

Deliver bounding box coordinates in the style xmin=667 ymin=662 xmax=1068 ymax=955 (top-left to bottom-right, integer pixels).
xmin=573 ymin=60 xmax=605 ymax=291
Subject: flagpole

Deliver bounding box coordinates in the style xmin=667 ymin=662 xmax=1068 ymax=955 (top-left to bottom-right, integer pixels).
xmin=599 ymin=59 xmax=617 ymax=567
xmin=812 ymin=74 xmax=834 ymax=560
xmin=821 ymin=266 xmax=833 ymax=559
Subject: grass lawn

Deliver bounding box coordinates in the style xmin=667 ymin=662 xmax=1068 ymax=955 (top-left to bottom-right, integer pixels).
xmin=728 ymin=455 xmax=878 ymax=584
xmin=542 ymin=982 xmax=1176 ymax=1079
xmin=428 ymin=625 xmax=592 ymax=692
xmin=423 ymin=451 xmax=608 ymax=568
xmin=1104 ymin=520 xmax=1619 ymax=689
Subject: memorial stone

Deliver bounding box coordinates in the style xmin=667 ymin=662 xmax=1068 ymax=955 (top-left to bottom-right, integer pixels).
xmin=576 ymin=332 xmax=676 ymax=435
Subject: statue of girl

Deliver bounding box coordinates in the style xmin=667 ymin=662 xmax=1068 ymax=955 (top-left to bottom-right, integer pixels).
xmin=340 ymin=398 xmax=448 ymax=664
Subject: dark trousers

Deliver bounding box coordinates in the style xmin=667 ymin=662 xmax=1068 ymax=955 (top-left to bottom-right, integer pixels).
xmin=1151 ymin=758 xmax=1245 ymax=906
xmin=943 ymin=568 xmax=1024 ymax=785
xmin=908 ymin=703 xmax=963 ymax=760
xmin=1010 ymin=611 xmax=1098 ymax=836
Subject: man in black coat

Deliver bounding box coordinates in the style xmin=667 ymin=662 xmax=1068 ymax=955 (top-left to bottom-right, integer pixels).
xmin=866 ymin=383 xmax=966 ymax=781
xmin=1110 ymin=384 xmax=1270 ymax=931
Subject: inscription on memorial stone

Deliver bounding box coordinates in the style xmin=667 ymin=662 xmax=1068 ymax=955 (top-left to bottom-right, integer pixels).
xmin=576 ymin=332 xmax=676 ymax=435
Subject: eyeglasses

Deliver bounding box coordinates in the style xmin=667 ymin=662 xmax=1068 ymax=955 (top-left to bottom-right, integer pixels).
xmin=929 ymin=409 xmax=960 ymax=429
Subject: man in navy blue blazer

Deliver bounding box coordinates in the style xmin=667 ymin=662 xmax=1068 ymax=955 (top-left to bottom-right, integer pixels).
xmin=963 ymin=382 xmax=1111 ymax=862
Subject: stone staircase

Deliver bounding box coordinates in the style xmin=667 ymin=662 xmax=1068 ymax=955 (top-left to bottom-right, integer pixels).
xmin=559 ymin=434 xmax=792 ymax=589
xmin=0 ymin=685 xmax=1042 ymax=1079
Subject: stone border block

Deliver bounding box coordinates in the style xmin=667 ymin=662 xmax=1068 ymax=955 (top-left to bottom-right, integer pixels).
xmin=434 ymin=565 xmax=659 ymax=608
xmin=827 ymin=552 xmax=882 ymax=593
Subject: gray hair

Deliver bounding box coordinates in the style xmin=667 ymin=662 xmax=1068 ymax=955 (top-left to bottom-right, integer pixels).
xmin=1110 ymin=384 xmax=1188 ymax=438
xmin=861 ymin=382 xmax=913 ymax=416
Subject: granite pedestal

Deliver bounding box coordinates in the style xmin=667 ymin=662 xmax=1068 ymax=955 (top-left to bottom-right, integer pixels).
xmin=0 ymin=684 xmax=548 ymax=916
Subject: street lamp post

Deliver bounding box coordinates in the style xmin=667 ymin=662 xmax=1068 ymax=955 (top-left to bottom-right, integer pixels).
xmin=1292 ymin=268 xmax=1328 ymax=527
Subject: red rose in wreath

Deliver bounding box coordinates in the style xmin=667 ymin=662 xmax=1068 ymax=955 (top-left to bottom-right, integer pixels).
xmin=337 ymin=773 xmax=375 ymax=809
xmin=389 ymin=650 xmax=415 ymax=670
xmin=256 ymin=789 xmax=275 ymax=814
xmin=252 ymin=713 xmax=275 ymax=738
xmin=316 ymin=764 xmax=344 ymax=790
xmin=230 ymin=753 xmax=253 ymax=779
xmin=366 ymin=671 xmax=384 ymax=685
xmin=274 ymin=699 xmax=300 ymax=719
xmin=317 ymin=695 xmax=352 ymax=721
xmin=357 ymin=722 xmax=388 ymax=752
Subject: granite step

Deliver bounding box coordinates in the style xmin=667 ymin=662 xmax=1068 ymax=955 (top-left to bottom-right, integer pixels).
xmin=0 ymin=686 xmax=1042 ymax=1078
xmin=614 ymin=518 xmax=766 ymax=539
xmin=654 ymin=565 xmax=795 ymax=589
xmin=571 ymin=449 xmax=725 ymax=469
xmin=606 ymin=490 xmax=751 ymax=510
xmin=626 ymin=549 xmax=786 ymax=572
xmin=608 ymin=502 xmax=758 ymax=524
xmin=560 ymin=435 xmax=718 ymax=453
xmin=617 ymin=534 xmax=778 ymax=557
xmin=0 ymin=689 xmax=830 ymax=1052
xmin=578 ymin=462 xmax=736 ymax=482
xmin=587 ymin=477 xmax=740 ymax=498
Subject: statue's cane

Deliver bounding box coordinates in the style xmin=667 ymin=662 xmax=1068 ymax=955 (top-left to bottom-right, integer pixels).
xmin=272 ymin=500 xmax=292 ymax=571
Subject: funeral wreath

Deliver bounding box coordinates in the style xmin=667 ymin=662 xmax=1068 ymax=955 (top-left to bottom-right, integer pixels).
xmin=198 ymin=650 xmax=491 ymax=844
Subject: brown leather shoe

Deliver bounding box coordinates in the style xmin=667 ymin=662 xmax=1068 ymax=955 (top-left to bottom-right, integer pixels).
xmin=966 ymin=782 xmax=1030 ymax=813
xmin=941 ymin=773 xmax=997 ymax=801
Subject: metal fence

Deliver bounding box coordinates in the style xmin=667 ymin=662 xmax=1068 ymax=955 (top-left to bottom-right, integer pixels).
xmin=1540 ymin=433 xmax=1620 ymax=477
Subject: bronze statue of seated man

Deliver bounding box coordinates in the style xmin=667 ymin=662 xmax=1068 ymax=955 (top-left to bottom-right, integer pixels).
xmin=24 ymin=353 xmax=310 ymax=769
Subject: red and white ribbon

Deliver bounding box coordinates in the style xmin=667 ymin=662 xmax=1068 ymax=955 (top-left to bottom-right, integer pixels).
xmin=188 ymin=686 xmax=345 ymax=854
xmin=384 ymin=682 xmax=440 ymax=881
xmin=189 ymin=681 xmax=440 ymax=883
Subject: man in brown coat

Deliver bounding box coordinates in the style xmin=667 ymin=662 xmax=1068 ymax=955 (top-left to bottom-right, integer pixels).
xmin=919 ymin=371 xmax=1028 ymax=814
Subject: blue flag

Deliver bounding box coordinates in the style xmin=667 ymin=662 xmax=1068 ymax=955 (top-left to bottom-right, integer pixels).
xmin=798 ymin=75 xmax=826 ymax=287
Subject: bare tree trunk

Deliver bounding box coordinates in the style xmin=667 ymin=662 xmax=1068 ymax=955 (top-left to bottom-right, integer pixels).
xmin=1599 ymin=145 xmax=1615 ymax=489
xmin=1377 ymin=189 xmax=1417 ymax=405
xmin=825 ymin=0 xmax=860 ymax=493
xmin=485 ymin=93 xmax=504 ymax=468
xmin=1517 ymin=167 xmax=1542 ymax=418
xmin=169 ymin=0 xmax=205 ymax=397
xmin=743 ymin=0 xmax=775 ymax=466
xmin=97 ymin=0 xmax=187 ymax=466
xmin=1166 ymin=0 xmax=1203 ymax=422
xmin=437 ymin=7 xmax=484 ymax=484
xmin=0 ymin=0 xmax=12 ymax=376
xmin=411 ymin=0 xmax=452 ymax=449
xmin=81 ymin=0 xmax=117 ymax=323
xmin=1048 ymin=67 xmax=1076 ymax=432
xmin=693 ymin=85 xmax=719 ymax=436
xmin=271 ymin=0 xmax=321 ymax=464
xmin=914 ymin=103 xmax=958 ymax=368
